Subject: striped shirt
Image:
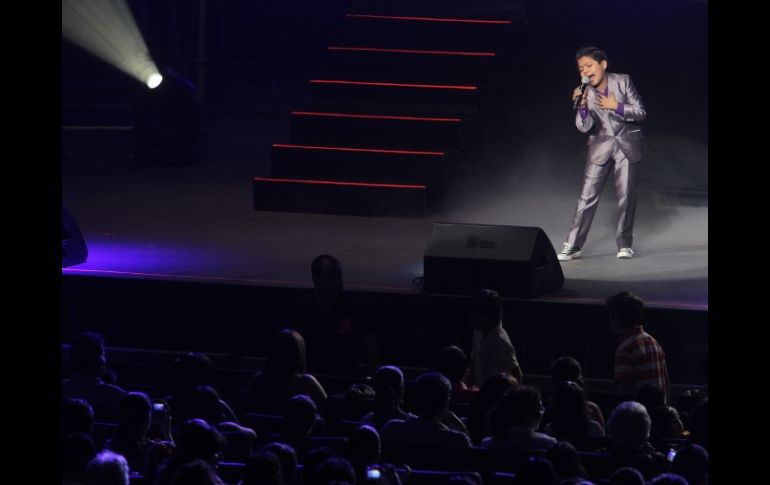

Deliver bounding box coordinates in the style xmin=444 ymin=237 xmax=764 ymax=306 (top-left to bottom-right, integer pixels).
xmin=614 ymin=326 xmax=670 ymax=403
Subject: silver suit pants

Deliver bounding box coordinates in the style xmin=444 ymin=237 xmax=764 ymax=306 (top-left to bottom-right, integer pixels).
xmin=566 ymin=146 xmax=639 ymax=250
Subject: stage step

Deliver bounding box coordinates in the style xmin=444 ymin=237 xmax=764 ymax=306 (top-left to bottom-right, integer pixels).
xmin=308 ymin=79 xmax=480 ymax=112
xmin=306 ymin=98 xmax=479 ymax=118
xmin=336 ymin=13 xmax=517 ymax=51
xmin=271 ymin=143 xmax=448 ymax=184
xmin=320 ymin=46 xmax=499 ymax=83
xmin=349 ymin=0 xmax=528 ymax=19
xmin=253 ymin=176 xmax=428 ymax=217
xmin=289 ymin=111 xmax=471 ymax=150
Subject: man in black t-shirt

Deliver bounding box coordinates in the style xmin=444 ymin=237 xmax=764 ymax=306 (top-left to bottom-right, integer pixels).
xmin=284 ymin=254 xmax=378 ymax=376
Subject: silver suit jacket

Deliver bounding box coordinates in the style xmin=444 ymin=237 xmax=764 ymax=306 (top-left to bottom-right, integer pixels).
xmin=575 ymin=72 xmax=647 ymax=164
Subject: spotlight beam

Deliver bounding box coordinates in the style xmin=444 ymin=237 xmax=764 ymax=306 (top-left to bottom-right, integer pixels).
xmin=62 ymin=0 xmax=161 ymax=87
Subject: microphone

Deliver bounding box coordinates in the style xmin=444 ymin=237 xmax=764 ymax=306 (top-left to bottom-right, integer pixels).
xmin=573 ymin=76 xmax=590 ymax=110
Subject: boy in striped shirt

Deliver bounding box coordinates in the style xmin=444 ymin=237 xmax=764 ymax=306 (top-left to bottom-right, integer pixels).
xmin=607 ymin=291 xmax=670 ymax=403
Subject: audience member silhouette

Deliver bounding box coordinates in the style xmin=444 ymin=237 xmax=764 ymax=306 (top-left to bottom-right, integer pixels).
xmin=167 ymin=352 xmax=239 ymax=429
xmin=546 ymin=441 xmax=590 ymax=484
xmin=348 ymin=425 xmax=401 ymax=485
xmin=283 ymin=254 xmax=378 ymax=376
xmin=648 ymin=405 xmax=684 ymax=451
xmin=467 ymin=289 xmax=521 ymax=388
xmin=84 ymin=450 xmax=130 ymax=485
xmin=260 ymin=442 xmax=298 ymax=485
xmin=280 ymin=394 xmax=324 ymax=457
xmin=171 ymin=459 xmax=224 ymax=485
xmin=301 ymin=446 xmax=338 ymax=485
xmin=184 ymin=385 xmax=257 ymax=442
xmin=62 ymin=432 xmax=97 ymax=484
xmin=688 ymin=397 xmax=708 ymax=450
xmin=240 ymin=450 xmax=284 ymax=485
xmin=544 ymin=381 xmax=605 ymax=443
xmin=314 ymin=456 xmax=357 ymax=485
xmin=435 ymin=345 xmax=471 ymax=392
xmin=551 ymin=356 xmax=605 ymax=430
xmin=482 ymin=385 xmax=557 ymax=451
xmin=514 ymin=455 xmax=559 ymax=485
xmin=245 ymin=329 xmax=327 ymax=412
xmin=608 ymin=466 xmax=645 ymax=485
xmin=62 ymin=331 xmax=127 ymax=422
xmin=104 ymin=391 xmax=174 ymax=474
xmin=153 ymin=418 xmax=227 ymax=485
xmin=607 ymin=292 xmax=670 ymax=403
xmin=380 ymin=372 xmax=471 ymax=453
xmin=671 ymin=443 xmax=707 ymax=485
xmin=605 ymin=401 xmax=668 ymax=479
xmin=349 ymin=424 xmax=380 ymax=471
xmin=362 ymin=365 xmax=415 ymax=429
xmin=466 ymin=372 xmax=518 ymax=446
xmin=63 ymin=397 xmax=95 ymax=437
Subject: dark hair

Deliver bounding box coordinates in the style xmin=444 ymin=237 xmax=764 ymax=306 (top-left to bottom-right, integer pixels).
xmin=551 ymin=356 xmax=585 ymax=387
xmin=283 ymin=394 xmax=319 ymax=439
xmin=546 ymin=441 xmax=588 ymax=481
xmin=310 ymin=254 xmax=344 ymax=299
xmin=467 ymin=373 xmax=519 ymax=444
xmin=576 ymin=46 xmax=607 ymax=63
xmin=488 ymin=386 xmax=544 ymax=438
xmin=671 ymin=444 xmax=708 ymax=484
xmin=412 ymin=372 xmax=452 ymax=419
xmin=242 ymin=450 xmax=283 ymax=485
xmin=175 ymin=418 xmax=227 ymax=464
xmin=261 ymin=442 xmax=298 ymax=483
xmin=63 ymin=398 xmax=94 ymax=435
xmin=316 ymin=456 xmax=356 ymax=485
xmin=311 ymin=254 xmax=341 ymax=281
xmin=607 ymin=291 xmax=644 ymax=326
xmin=435 ymin=345 xmax=469 ymax=384
xmin=349 ymin=424 xmax=381 ymax=468
xmin=70 ymin=331 xmax=105 ymax=373
xmin=551 ymin=381 xmax=591 ymax=438
xmin=608 ymin=466 xmax=645 ymax=485
xmin=185 ymin=385 xmax=224 ymax=426
xmin=118 ymin=392 xmax=152 ymax=436
xmin=372 ymin=365 xmax=404 ymax=415
xmin=172 ymin=352 xmax=214 ymax=395
xmin=258 ymin=329 xmax=307 ymax=387
xmin=171 ymin=459 xmax=221 ymax=485
xmin=302 ymin=446 xmax=337 ymax=485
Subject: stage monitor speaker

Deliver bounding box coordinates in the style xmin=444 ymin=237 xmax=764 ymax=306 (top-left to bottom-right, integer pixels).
xmin=62 ymin=204 xmax=88 ymax=268
xmin=424 ymin=223 xmax=564 ymax=297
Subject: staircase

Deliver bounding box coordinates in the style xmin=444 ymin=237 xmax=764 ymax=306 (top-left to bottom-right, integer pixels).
xmin=253 ymin=1 xmax=528 ymax=217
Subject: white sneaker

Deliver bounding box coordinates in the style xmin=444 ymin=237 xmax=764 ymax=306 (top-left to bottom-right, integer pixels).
xmin=617 ymin=248 xmax=634 ymax=259
xmin=558 ymin=242 xmax=582 ymax=261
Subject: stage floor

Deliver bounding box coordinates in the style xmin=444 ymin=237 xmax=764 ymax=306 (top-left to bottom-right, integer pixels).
xmin=62 ymin=155 xmax=707 ymax=311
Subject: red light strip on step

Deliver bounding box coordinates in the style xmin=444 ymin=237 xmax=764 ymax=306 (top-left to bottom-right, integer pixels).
xmin=254 ymin=177 xmax=427 ymax=189
xmin=328 ymin=46 xmax=495 ymax=57
xmin=272 ymin=143 xmax=444 ymax=156
xmin=291 ymin=111 xmax=461 ymax=123
xmin=309 ymin=79 xmax=477 ymax=90
xmin=346 ymin=14 xmax=512 ymax=25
